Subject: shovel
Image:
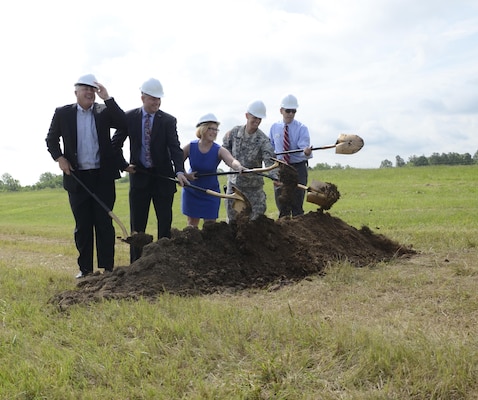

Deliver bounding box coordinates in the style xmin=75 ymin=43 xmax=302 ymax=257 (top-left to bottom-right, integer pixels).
xmin=255 ymin=158 xmax=328 ymax=206
xmin=175 ymin=178 xmax=252 ymax=215
xmin=194 ymin=159 xmax=280 ymax=177
xmin=275 ymin=134 xmax=364 ymax=156
xmin=258 ymin=158 xmax=340 ymax=208
xmin=134 ymin=168 xmax=252 ymax=216
xmin=257 ymin=171 xmax=322 ymax=196
xmin=184 ymin=182 xmax=252 ymax=215
xmin=70 ymin=172 xmax=153 ymax=247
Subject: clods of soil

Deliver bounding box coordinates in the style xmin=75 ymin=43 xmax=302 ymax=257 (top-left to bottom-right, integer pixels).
xmin=49 ymin=211 xmax=415 ymax=310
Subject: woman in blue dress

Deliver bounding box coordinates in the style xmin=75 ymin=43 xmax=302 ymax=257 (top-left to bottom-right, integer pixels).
xmin=182 ymin=113 xmax=243 ymax=228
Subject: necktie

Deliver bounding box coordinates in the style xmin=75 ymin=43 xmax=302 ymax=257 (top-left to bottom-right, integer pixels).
xmin=283 ymin=124 xmax=290 ymax=164
xmin=144 ymin=114 xmax=152 ymax=167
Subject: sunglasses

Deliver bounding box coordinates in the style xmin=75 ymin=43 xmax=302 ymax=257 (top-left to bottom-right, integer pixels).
xmin=284 ymin=109 xmax=297 ymax=114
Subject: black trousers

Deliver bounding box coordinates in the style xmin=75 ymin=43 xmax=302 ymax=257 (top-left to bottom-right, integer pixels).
xmin=68 ymin=170 xmax=116 ymax=273
xmin=129 ymin=173 xmax=175 ymax=262
xmin=274 ymin=161 xmax=308 ymax=218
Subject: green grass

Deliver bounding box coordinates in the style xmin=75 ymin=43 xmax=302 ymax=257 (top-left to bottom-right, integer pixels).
xmin=1 ymin=165 xmax=478 ymax=399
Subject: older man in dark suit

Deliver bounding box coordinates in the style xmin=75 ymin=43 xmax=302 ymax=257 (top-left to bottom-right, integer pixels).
xmin=46 ymin=74 xmax=127 ymax=278
xmin=112 ymin=78 xmax=188 ymax=262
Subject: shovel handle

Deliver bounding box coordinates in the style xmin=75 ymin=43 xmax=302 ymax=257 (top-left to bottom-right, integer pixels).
xmin=255 ymin=172 xmax=321 ymax=194
xmin=196 ymin=161 xmax=280 ymax=178
xmin=153 ymin=172 xmax=243 ymax=201
xmin=184 ymin=182 xmax=244 ymax=201
xmin=275 ymin=144 xmax=336 ymax=156
xmin=195 ymin=170 xmax=240 ymax=177
xmin=107 ymin=211 xmax=130 ymax=239
xmin=134 ymin=167 xmax=246 ymax=202
xmin=70 ymin=172 xmax=129 ymax=239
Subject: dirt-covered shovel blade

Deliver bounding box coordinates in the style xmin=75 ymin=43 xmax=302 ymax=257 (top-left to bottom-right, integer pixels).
xmin=122 ymin=232 xmax=153 ymax=248
xmin=306 ymin=180 xmax=341 ymax=210
xmin=267 ymin=158 xmax=340 ymax=210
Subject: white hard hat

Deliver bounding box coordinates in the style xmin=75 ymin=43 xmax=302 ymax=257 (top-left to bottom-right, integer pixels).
xmin=280 ymin=94 xmax=299 ymax=109
xmin=74 ymin=74 xmax=99 ymax=89
xmin=140 ymin=78 xmax=164 ymax=98
xmin=246 ymin=100 xmax=267 ymax=119
xmin=196 ymin=113 xmax=220 ymax=127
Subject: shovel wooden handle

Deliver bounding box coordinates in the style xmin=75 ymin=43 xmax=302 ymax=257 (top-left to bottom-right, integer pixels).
xmin=276 ymin=144 xmax=336 ymax=155
xmin=254 ymin=172 xmax=321 ymax=194
xmin=195 ymin=161 xmax=280 ymax=177
xmin=153 ymin=173 xmax=245 ymax=202
xmin=184 ymin=182 xmax=245 ymax=201
xmin=70 ymin=172 xmax=130 ymax=239
xmin=134 ymin=167 xmax=249 ymax=203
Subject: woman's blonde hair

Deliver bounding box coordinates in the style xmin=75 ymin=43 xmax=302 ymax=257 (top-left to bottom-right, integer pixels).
xmin=196 ymin=122 xmax=220 ymax=139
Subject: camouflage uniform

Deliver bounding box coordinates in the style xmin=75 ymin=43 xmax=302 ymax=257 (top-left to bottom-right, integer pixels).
xmin=223 ymin=125 xmax=278 ymax=221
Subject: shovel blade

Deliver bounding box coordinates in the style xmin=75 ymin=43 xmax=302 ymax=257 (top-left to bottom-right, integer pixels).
xmin=230 ymin=185 xmax=252 ymax=215
xmin=122 ymin=232 xmax=154 ymax=248
xmin=306 ymin=191 xmax=329 ymax=206
xmin=335 ymin=134 xmax=364 ymax=154
xmin=306 ymin=180 xmax=341 ymax=210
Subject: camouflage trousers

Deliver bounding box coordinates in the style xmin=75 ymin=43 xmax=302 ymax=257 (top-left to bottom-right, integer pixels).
xmin=225 ymin=182 xmax=267 ymax=222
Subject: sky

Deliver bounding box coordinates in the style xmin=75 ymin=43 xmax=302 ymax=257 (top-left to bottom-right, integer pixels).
xmin=1 ymin=0 xmax=477 ymax=186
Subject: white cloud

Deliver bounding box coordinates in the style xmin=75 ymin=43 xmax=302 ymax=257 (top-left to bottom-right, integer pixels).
xmin=1 ymin=0 xmax=477 ymax=185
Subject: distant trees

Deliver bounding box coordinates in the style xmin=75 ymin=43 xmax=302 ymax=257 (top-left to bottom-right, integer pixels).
xmin=34 ymin=172 xmax=63 ymax=189
xmin=380 ymin=160 xmax=393 ymax=168
xmin=424 ymin=152 xmax=473 ymax=166
xmin=395 ymin=155 xmax=406 ymax=167
xmin=380 ymin=151 xmax=477 ymax=168
xmin=0 ymin=172 xmax=62 ymax=192
xmin=310 ymin=163 xmax=352 ymax=171
xmin=0 ymin=173 xmax=21 ymax=191
xmin=408 ymin=155 xmax=429 ymax=166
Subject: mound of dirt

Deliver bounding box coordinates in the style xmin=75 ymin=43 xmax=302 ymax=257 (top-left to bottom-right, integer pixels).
xmin=49 ymin=211 xmax=416 ymax=310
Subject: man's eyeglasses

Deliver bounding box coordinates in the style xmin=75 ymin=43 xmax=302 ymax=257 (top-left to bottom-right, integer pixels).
xmin=284 ymin=109 xmax=297 ymax=114
xmin=207 ymin=127 xmax=220 ymax=132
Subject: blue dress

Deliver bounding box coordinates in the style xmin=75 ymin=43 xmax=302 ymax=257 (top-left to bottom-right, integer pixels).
xmin=182 ymin=140 xmax=221 ymax=219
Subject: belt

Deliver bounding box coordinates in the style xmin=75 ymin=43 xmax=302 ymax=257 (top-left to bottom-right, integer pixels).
xmin=289 ymin=161 xmax=307 ymax=166
xmin=78 ymin=168 xmax=100 ymax=174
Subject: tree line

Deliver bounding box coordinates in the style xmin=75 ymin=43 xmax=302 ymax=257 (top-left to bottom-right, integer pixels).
xmin=1 ymin=150 xmax=477 ymax=191
xmin=379 ymin=150 xmax=478 ymax=168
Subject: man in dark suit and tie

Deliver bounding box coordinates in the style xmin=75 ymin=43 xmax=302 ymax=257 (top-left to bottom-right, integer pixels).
xmin=112 ymin=78 xmax=189 ymax=262
xmin=46 ymin=74 xmax=127 ymax=278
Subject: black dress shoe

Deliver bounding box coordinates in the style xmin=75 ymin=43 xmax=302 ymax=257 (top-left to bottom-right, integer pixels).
xmin=103 ymin=267 xmax=113 ymax=273
xmin=75 ymin=271 xmax=92 ymax=279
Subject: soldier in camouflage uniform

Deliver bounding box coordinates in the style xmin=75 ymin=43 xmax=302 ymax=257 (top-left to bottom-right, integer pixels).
xmin=222 ymin=100 xmax=278 ymax=221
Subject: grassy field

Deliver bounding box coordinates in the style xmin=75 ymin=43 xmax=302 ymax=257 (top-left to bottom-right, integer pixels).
xmin=0 ymin=165 xmax=477 ymax=399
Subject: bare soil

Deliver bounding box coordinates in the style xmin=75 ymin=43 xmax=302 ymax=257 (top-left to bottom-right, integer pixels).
xmin=49 ymin=211 xmax=416 ymax=310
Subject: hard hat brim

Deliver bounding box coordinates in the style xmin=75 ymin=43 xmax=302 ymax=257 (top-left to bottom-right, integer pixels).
xmin=141 ymin=91 xmax=163 ymax=99
xmin=75 ymin=83 xmax=99 ymax=89
xmin=248 ymin=113 xmax=266 ymax=119
xmin=196 ymin=121 xmax=219 ymax=127
xmin=74 ymin=74 xmax=99 ymax=89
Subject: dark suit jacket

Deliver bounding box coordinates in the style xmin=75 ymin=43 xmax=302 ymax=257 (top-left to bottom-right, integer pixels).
xmin=46 ymin=98 xmax=127 ymax=192
xmin=112 ymin=108 xmax=185 ymax=191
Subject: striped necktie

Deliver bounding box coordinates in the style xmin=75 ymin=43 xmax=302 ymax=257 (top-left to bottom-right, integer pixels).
xmin=283 ymin=124 xmax=290 ymax=164
xmin=144 ymin=114 xmax=152 ymax=167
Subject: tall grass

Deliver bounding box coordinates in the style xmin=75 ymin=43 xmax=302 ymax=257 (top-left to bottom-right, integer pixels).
xmin=1 ymin=165 xmax=477 ymax=399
